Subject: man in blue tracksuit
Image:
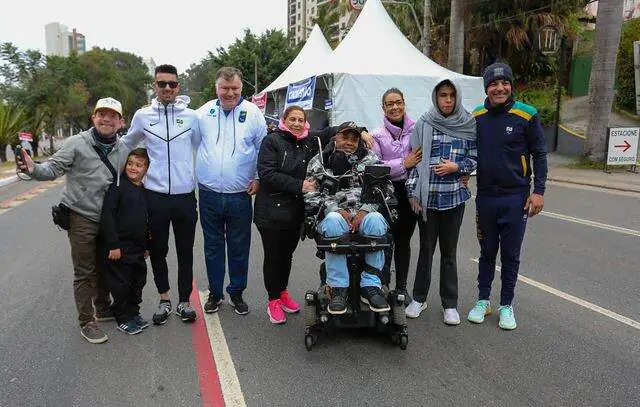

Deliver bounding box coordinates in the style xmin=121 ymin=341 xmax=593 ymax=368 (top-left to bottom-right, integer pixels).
xmin=467 ymin=62 xmax=548 ymax=330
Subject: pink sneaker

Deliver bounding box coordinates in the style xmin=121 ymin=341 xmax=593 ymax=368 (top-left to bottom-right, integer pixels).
xmin=280 ymin=290 xmax=300 ymax=313
xmin=267 ymin=299 xmax=286 ymax=324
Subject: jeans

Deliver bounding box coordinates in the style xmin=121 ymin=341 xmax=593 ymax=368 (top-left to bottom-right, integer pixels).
xmin=318 ymin=211 xmax=387 ymax=288
xmin=476 ymin=194 xmax=528 ymax=306
xmin=199 ymin=187 xmax=252 ymax=300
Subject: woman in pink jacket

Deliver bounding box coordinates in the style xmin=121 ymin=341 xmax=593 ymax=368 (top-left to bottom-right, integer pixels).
xmin=372 ymin=88 xmax=422 ymax=303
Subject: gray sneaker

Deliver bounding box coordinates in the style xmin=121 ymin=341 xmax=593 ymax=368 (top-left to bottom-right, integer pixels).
xmin=80 ymin=321 xmax=108 ymax=344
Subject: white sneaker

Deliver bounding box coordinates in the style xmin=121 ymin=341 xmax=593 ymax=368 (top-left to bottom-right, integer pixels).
xmin=443 ymin=308 xmax=460 ymax=325
xmin=405 ymin=300 xmax=427 ymax=318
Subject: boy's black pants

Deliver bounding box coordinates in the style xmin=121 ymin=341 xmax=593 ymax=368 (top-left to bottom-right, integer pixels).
xmin=104 ymin=248 xmax=147 ymax=324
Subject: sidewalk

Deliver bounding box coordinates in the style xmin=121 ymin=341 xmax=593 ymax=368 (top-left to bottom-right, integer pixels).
xmin=547 ymin=153 xmax=640 ymax=193
xmin=0 ymin=166 xmax=18 ymax=187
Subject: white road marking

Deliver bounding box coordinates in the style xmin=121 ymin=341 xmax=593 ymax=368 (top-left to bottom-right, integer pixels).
xmin=470 ymin=195 xmax=640 ymax=237
xmin=470 ymin=259 xmax=640 ymax=330
xmin=198 ymin=291 xmax=247 ymax=407
xmin=539 ymin=210 xmax=640 ymax=237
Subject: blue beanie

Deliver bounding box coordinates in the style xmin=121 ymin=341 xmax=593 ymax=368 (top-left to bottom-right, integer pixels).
xmin=483 ymin=62 xmax=514 ymax=92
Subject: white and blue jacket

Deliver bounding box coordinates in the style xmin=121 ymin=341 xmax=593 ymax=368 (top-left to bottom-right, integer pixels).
xmin=122 ymin=95 xmax=200 ymax=195
xmin=195 ymin=98 xmax=267 ymax=193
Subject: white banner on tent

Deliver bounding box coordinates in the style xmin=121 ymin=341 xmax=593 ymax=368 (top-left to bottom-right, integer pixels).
xmin=285 ymin=76 xmax=316 ymax=110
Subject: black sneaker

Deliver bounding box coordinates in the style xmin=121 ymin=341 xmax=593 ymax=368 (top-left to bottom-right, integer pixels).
xmin=152 ymin=300 xmax=172 ymax=325
xmin=117 ymin=319 xmax=143 ymax=335
xmin=134 ymin=314 xmax=150 ymax=329
xmin=228 ymin=293 xmax=249 ymax=315
xmin=360 ymin=286 xmax=391 ymax=312
xmin=204 ymin=294 xmax=223 ymax=314
xmin=328 ymin=287 xmax=348 ymax=315
xmin=176 ymin=302 xmax=197 ymax=322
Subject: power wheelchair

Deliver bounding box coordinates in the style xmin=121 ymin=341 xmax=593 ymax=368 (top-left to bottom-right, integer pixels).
xmin=301 ymin=163 xmax=409 ymax=351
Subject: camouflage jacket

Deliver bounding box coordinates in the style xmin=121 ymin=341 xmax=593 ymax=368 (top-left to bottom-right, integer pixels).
xmin=304 ymin=148 xmax=386 ymax=217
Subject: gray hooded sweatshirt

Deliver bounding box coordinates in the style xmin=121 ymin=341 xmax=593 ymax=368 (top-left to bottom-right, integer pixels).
xmin=32 ymin=128 xmax=130 ymax=222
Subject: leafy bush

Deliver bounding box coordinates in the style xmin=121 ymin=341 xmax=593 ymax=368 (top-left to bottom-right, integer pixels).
xmin=517 ymin=82 xmax=557 ymax=127
xmin=616 ymin=19 xmax=640 ymax=111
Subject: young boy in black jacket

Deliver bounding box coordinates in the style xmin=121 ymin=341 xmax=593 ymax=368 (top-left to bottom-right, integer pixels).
xmin=100 ymin=148 xmax=150 ymax=335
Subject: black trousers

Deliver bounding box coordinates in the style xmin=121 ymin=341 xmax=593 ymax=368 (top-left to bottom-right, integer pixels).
xmin=104 ymin=250 xmax=147 ymax=324
xmin=387 ymin=181 xmax=418 ymax=290
xmin=412 ymin=203 xmax=465 ymax=308
xmin=258 ymin=227 xmax=301 ymax=300
xmin=146 ymin=190 xmax=198 ymax=302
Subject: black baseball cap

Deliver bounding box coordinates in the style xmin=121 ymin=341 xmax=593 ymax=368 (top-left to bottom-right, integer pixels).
xmin=336 ymin=121 xmax=364 ymax=137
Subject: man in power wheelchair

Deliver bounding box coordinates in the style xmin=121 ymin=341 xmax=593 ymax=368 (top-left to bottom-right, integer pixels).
xmin=302 ymin=122 xmax=409 ymax=350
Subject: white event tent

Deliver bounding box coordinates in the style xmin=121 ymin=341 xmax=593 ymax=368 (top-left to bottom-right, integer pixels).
xmin=261 ymin=0 xmax=486 ymax=130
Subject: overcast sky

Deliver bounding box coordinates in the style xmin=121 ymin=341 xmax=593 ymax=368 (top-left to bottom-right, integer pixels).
xmin=1 ymin=0 xmax=287 ymax=73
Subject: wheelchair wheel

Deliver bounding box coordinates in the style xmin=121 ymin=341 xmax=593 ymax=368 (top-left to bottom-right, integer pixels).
xmin=399 ymin=334 xmax=408 ymax=350
xmin=305 ymin=334 xmax=314 ymax=351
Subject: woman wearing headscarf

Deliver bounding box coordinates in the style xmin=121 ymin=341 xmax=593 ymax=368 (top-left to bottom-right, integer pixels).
xmin=404 ymin=79 xmax=477 ymax=325
xmin=371 ymin=88 xmax=421 ymax=303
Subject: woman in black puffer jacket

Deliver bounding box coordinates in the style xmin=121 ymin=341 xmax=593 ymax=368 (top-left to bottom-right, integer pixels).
xmin=254 ymin=106 xmax=337 ymax=325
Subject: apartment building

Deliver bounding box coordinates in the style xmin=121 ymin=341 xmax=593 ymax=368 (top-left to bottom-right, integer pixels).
xmin=287 ymin=0 xmax=353 ymax=45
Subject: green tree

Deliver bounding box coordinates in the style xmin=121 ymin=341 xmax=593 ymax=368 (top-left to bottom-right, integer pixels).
xmin=199 ymin=29 xmax=298 ymax=101
xmin=0 ymin=102 xmax=27 ymax=162
xmin=312 ymin=1 xmax=342 ymax=48
xmin=615 ymin=19 xmax=640 ymax=111
xmin=1 ymin=43 xmax=151 ymax=144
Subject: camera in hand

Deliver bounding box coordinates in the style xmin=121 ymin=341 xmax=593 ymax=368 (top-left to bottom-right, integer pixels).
xmin=14 ymin=145 xmax=26 ymax=165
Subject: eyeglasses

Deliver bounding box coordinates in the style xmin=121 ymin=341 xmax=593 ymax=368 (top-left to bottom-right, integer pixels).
xmin=384 ymin=100 xmax=404 ymax=108
xmin=156 ymin=80 xmax=179 ymax=89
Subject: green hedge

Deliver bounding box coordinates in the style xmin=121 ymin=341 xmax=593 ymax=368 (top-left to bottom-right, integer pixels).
xmin=517 ymin=83 xmax=557 ymax=127
xmin=616 ymin=19 xmax=640 ymax=112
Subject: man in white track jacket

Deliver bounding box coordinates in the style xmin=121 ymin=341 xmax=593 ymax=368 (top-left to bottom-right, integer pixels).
xmin=122 ymin=64 xmax=200 ymax=325
xmin=196 ymin=66 xmax=267 ymax=316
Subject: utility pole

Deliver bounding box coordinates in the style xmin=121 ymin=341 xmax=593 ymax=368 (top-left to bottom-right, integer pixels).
xmin=423 ymin=0 xmax=430 ymax=56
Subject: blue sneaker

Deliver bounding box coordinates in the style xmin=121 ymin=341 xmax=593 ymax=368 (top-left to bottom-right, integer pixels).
xmin=467 ymin=300 xmax=491 ymax=323
xmin=498 ymin=305 xmax=517 ymax=330
xmin=134 ymin=315 xmax=150 ymax=330
xmin=117 ymin=319 xmax=143 ymax=335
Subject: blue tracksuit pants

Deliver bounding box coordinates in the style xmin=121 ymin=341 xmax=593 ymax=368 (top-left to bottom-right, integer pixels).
xmin=475 ymin=193 xmax=529 ymax=306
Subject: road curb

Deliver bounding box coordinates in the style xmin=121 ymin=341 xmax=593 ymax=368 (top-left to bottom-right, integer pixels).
xmin=0 ymin=175 xmax=18 ymax=188
xmin=548 ymin=176 xmax=640 ymax=193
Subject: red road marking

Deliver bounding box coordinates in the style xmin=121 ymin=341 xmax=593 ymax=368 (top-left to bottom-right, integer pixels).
xmin=190 ymin=283 xmax=225 ymax=407
xmin=0 ymin=183 xmax=52 ymax=207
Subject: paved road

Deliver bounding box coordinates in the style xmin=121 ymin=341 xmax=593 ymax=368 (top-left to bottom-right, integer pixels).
xmin=1 ymin=180 xmax=638 ymax=407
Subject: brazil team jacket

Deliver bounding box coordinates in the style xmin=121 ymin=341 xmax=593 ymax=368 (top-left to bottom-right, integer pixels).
xmin=122 ymin=95 xmax=200 ymax=195
xmin=472 ymin=98 xmax=548 ymax=196
xmin=195 ymin=99 xmax=267 ymax=193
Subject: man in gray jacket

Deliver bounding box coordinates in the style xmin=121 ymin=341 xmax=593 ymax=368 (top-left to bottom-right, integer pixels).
xmin=18 ymin=97 xmax=130 ymax=344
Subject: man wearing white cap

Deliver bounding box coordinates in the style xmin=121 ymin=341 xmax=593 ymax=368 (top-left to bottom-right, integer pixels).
xmin=17 ymin=97 xmax=130 ymax=344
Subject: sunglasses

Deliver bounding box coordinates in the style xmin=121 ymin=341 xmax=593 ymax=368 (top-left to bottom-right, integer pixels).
xmin=156 ymin=80 xmax=179 ymax=89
